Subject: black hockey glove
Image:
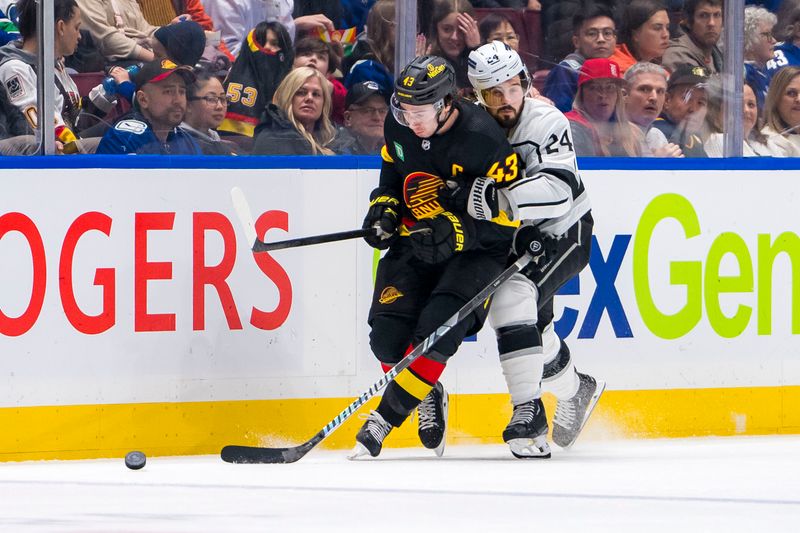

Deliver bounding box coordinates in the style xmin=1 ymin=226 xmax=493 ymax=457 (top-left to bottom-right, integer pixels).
xmin=362 ymin=190 xmax=400 ymax=250
xmin=440 ymin=176 xmax=500 ymax=221
xmin=409 ymin=211 xmax=474 ymax=264
xmin=512 ymin=224 xmax=551 ymax=266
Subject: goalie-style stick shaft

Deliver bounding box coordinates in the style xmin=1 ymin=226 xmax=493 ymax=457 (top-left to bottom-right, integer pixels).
xmin=221 ymin=253 xmax=532 ymax=464
xmin=230 ymin=186 xmax=377 ymax=252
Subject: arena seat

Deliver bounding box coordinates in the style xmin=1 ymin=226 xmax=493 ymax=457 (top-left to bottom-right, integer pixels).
xmin=70 ymin=71 xmax=105 ymax=98
xmin=531 ymin=69 xmax=549 ymax=93
xmin=521 ymin=9 xmax=543 ymax=70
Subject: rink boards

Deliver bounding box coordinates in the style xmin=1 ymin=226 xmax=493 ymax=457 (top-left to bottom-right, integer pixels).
xmin=1 ymin=157 xmax=798 ymax=460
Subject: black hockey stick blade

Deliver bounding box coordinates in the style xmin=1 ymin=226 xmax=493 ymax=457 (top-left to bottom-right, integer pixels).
xmin=230 ymin=186 xmax=376 ymax=252
xmin=222 ymin=435 xmax=321 ymax=464
xmin=220 ymin=253 xmax=532 ymax=464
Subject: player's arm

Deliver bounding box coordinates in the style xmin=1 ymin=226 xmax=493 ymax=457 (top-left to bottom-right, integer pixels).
xmin=439 ymin=131 xmax=520 ymax=222
xmin=362 ymin=144 xmax=402 ymax=249
xmin=503 ymin=106 xmax=578 ymax=222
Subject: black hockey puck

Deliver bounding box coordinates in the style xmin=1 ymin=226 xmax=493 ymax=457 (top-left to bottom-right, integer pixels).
xmin=125 ymin=451 xmax=146 ymax=470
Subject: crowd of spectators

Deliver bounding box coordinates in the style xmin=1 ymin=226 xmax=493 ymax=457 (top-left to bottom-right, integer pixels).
xmin=0 ymin=0 xmax=799 ymax=157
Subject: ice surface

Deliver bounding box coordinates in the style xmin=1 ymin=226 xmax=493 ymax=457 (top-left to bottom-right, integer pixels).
xmin=1 ymin=435 xmax=799 ymax=532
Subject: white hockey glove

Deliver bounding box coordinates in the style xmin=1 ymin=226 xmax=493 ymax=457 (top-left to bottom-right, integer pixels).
xmin=442 ymin=176 xmax=511 ymax=221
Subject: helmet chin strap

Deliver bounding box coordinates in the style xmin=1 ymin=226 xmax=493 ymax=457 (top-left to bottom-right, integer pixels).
xmin=427 ymin=98 xmax=457 ymax=138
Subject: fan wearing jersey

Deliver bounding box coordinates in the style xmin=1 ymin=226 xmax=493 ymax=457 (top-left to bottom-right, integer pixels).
xmin=350 ymin=55 xmax=530 ymax=459
xmin=466 ymin=41 xmax=606 ymax=458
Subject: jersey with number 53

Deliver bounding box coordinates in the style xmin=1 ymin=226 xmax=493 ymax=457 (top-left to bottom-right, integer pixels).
xmin=503 ymin=97 xmax=590 ymax=238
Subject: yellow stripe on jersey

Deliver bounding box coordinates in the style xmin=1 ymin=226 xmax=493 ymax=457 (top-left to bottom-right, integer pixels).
xmin=395 ymin=368 xmax=433 ymax=401
xmin=381 ymin=144 xmax=394 ymax=163
xmin=218 ymin=118 xmax=255 ymax=137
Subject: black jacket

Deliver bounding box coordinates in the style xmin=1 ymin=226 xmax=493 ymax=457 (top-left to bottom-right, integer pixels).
xmin=252 ymin=104 xmax=318 ymax=155
xmin=329 ymin=126 xmax=380 ymax=155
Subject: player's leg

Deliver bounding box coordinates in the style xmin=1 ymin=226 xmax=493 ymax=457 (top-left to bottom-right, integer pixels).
xmin=407 ymin=250 xmax=507 ymax=456
xmin=488 ymin=274 xmax=550 ymax=458
xmin=539 ymin=307 xmax=606 ymax=449
xmin=534 ymin=213 xmax=604 ymax=448
xmin=352 ymin=245 xmax=434 ymax=458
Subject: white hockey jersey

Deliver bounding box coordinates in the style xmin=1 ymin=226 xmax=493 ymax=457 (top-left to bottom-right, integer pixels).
xmin=0 ymin=41 xmax=80 ymax=133
xmin=502 ymin=97 xmax=591 ymax=238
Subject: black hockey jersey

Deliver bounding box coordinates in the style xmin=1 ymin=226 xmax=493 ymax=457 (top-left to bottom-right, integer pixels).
xmin=378 ymin=100 xmax=520 ymax=252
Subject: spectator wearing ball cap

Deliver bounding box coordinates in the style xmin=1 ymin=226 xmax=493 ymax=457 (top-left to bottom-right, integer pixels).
xmin=96 ymin=19 xmax=208 ymax=108
xmin=331 ymin=80 xmax=389 ymax=154
xmin=344 ymin=58 xmax=393 ymax=95
xmin=96 ymin=59 xmax=201 ymax=154
xmin=652 ymin=64 xmax=710 ymax=157
xmin=565 ymin=57 xmax=643 ymax=156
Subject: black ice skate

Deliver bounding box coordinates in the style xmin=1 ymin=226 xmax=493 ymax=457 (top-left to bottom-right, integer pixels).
xmin=552 ymin=372 xmax=606 ymax=449
xmin=417 ymin=381 xmax=448 ymax=456
xmin=348 ymin=411 xmax=393 ymax=460
xmin=503 ymin=398 xmax=551 ymax=459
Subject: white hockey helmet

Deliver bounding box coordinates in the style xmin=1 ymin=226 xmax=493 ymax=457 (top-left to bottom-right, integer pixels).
xmin=467 ymin=41 xmax=530 ymax=107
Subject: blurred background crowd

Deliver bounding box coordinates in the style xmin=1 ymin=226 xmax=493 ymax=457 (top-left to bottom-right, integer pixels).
xmin=0 ymin=0 xmax=797 ymax=157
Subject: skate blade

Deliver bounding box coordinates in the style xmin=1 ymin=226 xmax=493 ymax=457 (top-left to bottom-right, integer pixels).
xmin=347 ymin=442 xmax=374 ymax=461
xmin=559 ymin=379 xmax=607 ymax=450
xmin=433 ymin=389 xmax=449 ymax=458
xmin=508 ymin=436 xmax=551 ymax=459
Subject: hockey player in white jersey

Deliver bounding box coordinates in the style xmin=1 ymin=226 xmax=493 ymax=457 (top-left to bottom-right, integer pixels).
xmin=461 ymin=41 xmax=605 ymax=458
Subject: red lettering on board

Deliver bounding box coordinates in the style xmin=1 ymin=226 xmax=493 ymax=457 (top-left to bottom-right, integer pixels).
xmin=250 ymin=211 xmax=292 ymax=330
xmin=0 ymin=213 xmax=47 ymax=337
xmin=59 ymin=212 xmax=115 ymax=334
xmin=192 ymin=212 xmax=242 ymax=330
xmin=134 ymin=212 xmax=175 ymax=332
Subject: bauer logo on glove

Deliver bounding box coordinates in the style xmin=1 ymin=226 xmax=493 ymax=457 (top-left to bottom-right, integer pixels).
xmin=363 ymin=190 xmax=401 ymax=250
xmin=409 ymin=211 xmax=474 ymax=264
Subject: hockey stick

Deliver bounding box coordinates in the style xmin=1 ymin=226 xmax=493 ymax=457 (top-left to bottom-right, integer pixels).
xmin=220 ymin=253 xmax=532 ymax=464
xmin=230 ymin=186 xmax=377 ymax=252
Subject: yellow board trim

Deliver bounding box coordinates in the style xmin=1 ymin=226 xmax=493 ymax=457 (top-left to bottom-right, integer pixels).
xmin=2 ymin=385 xmax=800 ymax=461
xmin=394 ymin=369 xmax=433 ymax=401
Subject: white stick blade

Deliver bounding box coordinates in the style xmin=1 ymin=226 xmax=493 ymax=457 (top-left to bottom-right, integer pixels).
xmin=230 ymin=186 xmax=258 ymax=250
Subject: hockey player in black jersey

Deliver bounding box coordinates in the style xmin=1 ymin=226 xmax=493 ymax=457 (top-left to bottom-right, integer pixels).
xmin=349 ymin=55 xmax=534 ymax=459
xmin=465 ymin=42 xmax=606 ymax=458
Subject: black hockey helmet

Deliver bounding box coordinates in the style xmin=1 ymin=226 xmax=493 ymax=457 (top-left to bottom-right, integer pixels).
xmin=393 ymin=55 xmax=456 ymax=106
